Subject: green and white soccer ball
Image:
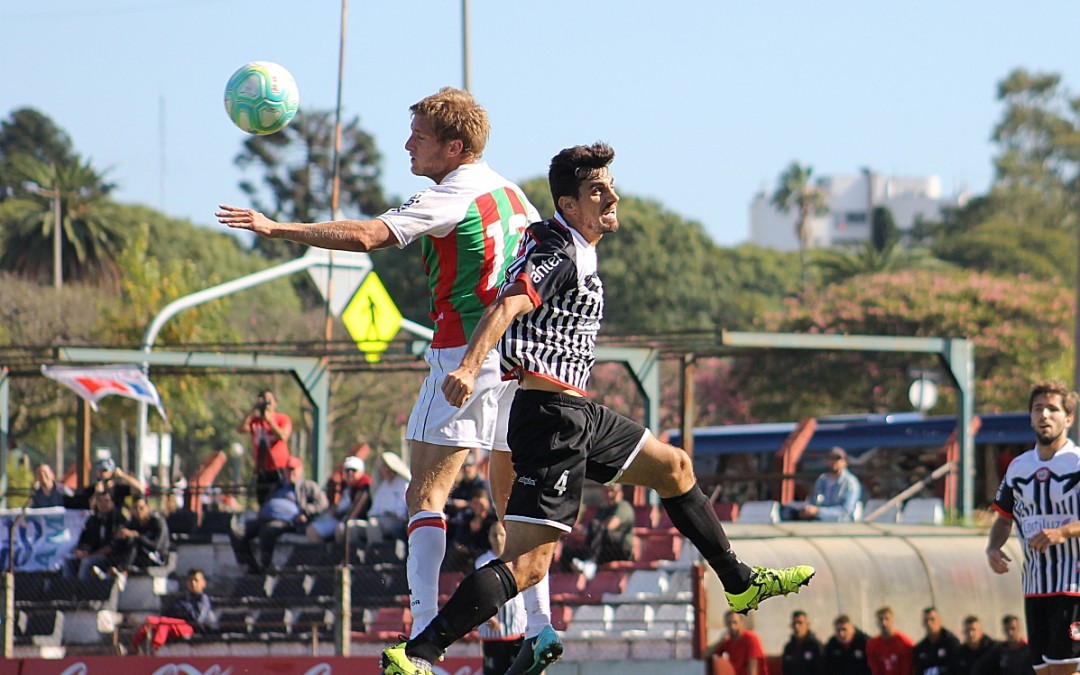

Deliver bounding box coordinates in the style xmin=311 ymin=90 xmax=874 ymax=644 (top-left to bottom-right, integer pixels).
xmin=224 ymin=61 xmax=299 ymax=135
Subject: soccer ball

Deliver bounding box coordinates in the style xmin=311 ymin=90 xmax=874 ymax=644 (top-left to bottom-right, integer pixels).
xmin=223 ymin=61 xmax=299 ymax=135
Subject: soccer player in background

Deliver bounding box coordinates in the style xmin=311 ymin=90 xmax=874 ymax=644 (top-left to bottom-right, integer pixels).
xmin=985 ymin=379 xmax=1080 ymax=675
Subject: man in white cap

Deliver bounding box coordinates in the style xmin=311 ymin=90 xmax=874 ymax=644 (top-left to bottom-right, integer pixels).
xmin=307 ymin=455 xmax=372 ymax=543
xmin=348 ymin=453 xmax=411 ymax=548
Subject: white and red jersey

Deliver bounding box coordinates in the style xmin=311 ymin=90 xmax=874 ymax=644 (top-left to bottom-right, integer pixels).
xmin=378 ymin=162 xmax=537 ymax=349
xmin=993 ymin=439 xmax=1080 ymax=596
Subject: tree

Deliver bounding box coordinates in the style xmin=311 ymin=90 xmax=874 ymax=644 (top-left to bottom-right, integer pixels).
xmin=234 ymin=109 xmax=391 ymax=260
xmin=770 ymin=162 xmax=828 ymax=294
xmin=730 ymin=270 xmax=1073 ymax=421
xmin=812 ymin=239 xmax=953 ymax=287
xmin=0 ymin=153 xmax=127 ymax=288
xmin=0 ymin=107 xmax=76 ymax=197
xmin=871 ymin=206 xmax=899 ymax=251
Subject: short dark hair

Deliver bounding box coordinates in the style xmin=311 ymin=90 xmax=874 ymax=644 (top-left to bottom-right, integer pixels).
xmin=792 ymin=610 xmax=808 ymax=620
xmin=1002 ymin=614 xmax=1018 ymax=625
xmin=834 ymin=614 xmax=852 ymax=626
xmin=1029 ymin=379 xmax=1079 ymax=416
xmin=962 ymin=615 xmax=979 ymax=626
xmin=187 ymin=568 xmax=205 ymax=579
xmin=548 ymin=142 xmax=615 ymax=217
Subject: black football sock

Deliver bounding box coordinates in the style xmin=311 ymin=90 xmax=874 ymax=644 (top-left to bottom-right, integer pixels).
xmin=661 ymin=483 xmax=753 ymax=593
xmin=407 ymin=558 xmax=519 ymax=663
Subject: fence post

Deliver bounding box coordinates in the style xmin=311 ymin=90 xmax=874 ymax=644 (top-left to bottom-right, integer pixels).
xmin=335 ymin=564 xmax=351 ymax=656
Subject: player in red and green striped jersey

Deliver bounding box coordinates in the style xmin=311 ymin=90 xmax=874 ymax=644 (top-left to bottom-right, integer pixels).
xmin=216 ymin=86 xmax=559 ymax=674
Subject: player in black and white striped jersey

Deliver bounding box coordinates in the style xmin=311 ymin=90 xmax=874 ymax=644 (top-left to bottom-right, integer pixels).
xmin=380 ymin=142 xmax=814 ymax=675
xmin=986 ymin=379 xmax=1080 ymax=675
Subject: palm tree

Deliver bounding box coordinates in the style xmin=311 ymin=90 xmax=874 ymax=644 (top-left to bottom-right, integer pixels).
xmin=0 ymin=153 xmax=126 ymax=288
xmin=770 ymin=162 xmax=828 ymax=294
xmin=812 ymin=239 xmax=954 ymax=286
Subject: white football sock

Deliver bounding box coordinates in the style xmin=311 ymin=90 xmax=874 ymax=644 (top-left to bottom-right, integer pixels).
xmin=406 ymin=511 xmax=446 ymax=638
xmin=523 ymin=569 xmax=553 ymax=638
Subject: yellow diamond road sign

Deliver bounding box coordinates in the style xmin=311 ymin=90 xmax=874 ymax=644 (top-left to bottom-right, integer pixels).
xmin=342 ymin=272 xmax=402 ymax=362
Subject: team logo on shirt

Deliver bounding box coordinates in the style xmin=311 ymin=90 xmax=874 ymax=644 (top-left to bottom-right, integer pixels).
xmin=392 ymin=192 xmax=424 ymax=213
xmin=1035 ymin=467 xmax=1051 ymax=482
xmin=1071 ymin=621 xmax=1080 ymax=640
xmin=530 ymin=252 xmax=564 ymax=284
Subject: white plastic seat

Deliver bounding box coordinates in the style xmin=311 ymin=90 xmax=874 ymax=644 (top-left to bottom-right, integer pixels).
xmin=612 ymin=604 xmax=654 ymax=632
xmin=862 ymin=498 xmax=901 ymax=523
xmin=902 ymin=497 xmax=945 ymax=524
xmin=622 ymin=569 xmax=669 ymax=597
xmin=653 ymin=603 xmax=693 ymax=636
xmin=737 ymin=500 xmax=781 ymax=523
xmin=565 ymin=604 xmax=612 ymax=637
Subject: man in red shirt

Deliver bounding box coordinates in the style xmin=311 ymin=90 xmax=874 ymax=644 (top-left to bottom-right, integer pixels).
xmin=710 ymin=611 xmax=769 ymax=675
xmin=866 ymin=606 xmax=914 ymax=675
xmin=238 ymin=389 xmax=293 ymax=505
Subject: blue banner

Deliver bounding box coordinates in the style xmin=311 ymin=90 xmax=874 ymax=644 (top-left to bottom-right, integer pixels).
xmin=0 ymin=506 xmax=87 ymax=571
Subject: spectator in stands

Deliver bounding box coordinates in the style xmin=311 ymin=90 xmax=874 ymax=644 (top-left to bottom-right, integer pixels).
xmin=782 ymin=610 xmax=823 ymax=675
xmin=229 ymin=456 xmax=327 ymax=574
xmin=866 ymin=606 xmax=914 ymax=675
xmin=707 ymin=611 xmax=769 ymax=675
xmin=346 ymin=452 xmax=410 ymax=550
xmin=822 ymin=614 xmax=872 ymax=675
xmin=238 ymin=389 xmax=293 ymax=506
xmin=115 ymin=495 xmax=171 ymax=574
xmin=446 ymin=451 xmax=486 ymax=518
xmin=561 ymin=484 xmax=637 ymax=580
xmin=958 ymin=615 xmax=997 ymax=675
xmin=476 ymin=521 xmax=526 ymax=675
xmin=65 ymin=491 xmax=129 ymax=581
xmin=971 ymin=615 xmax=1035 ymax=675
xmin=307 ymin=455 xmax=372 ymax=543
xmin=130 ymin=568 xmax=214 ymax=654
xmin=72 ymin=457 xmax=144 ymax=511
xmin=28 ymin=463 xmax=72 ymax=508
xmin=914 ymin=606 xmax=962 ymax=674
xmin=782 ymin=447 xmax=862 ymax=522
xmin=444 ymin=486 xmax=499 ymax=572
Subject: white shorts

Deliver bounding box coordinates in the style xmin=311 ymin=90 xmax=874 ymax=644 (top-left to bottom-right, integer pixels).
xmin=406 ymin=346 xmax=515 ymax=451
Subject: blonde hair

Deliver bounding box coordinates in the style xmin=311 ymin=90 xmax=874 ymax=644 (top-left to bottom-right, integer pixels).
xmin=410 ymin=87 xmax=490 ymax=159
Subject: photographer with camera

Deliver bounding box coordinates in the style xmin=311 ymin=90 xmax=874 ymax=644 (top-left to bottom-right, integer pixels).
xmin=238 ymin=389 xmax=293 ymax=506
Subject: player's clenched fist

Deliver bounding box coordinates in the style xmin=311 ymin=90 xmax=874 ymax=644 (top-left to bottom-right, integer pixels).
xmin=442 ymin=368 xmax=476 ymax=408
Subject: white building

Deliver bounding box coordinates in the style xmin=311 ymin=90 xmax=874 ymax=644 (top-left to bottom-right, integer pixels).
xmin=748 ymin=172 xmax=970 ymax=251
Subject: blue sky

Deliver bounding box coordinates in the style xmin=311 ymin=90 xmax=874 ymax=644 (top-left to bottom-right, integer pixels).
xmin=4 ymin=1 xmax=1080 ymax=247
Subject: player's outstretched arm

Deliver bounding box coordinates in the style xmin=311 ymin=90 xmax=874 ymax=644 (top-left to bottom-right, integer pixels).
xmin=442 ymin=282 xmax=534 ymax=407
xmin=985 ymin=515 xmax=1013 ymax=574
xmin=215 ymin=204 xmax=399 ymax=252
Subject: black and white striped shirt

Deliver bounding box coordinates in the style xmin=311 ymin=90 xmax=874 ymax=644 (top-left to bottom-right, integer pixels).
xmin=993 ymin=439 xmax=1080 ymax=596
xmin=498 ymin=215 xmax=603 ymax=394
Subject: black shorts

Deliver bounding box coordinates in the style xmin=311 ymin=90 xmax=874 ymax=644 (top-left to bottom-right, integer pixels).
xmin=504 ymin=389 xmax=648 ymax=532
xmin=1026 ymin=595 xmax=1080 ymax=667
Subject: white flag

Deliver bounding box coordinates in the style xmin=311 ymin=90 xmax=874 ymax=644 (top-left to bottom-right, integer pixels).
xmin=41 ymin=365 xmax=167 ymax=420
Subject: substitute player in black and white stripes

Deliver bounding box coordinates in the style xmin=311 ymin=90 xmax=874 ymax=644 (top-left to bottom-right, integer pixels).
xmin=987 ymin=379 xmax=1080 ymax=675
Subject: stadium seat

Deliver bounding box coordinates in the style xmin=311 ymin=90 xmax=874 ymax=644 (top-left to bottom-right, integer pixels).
xmin=356 ymin=606 xmax=411 ymax=641
xmin=604 ymin=569 xmax=668 ymax=602
xmin=639 ymin=532 xmax=682 ymax=562
xmin=736 ymin=500 xmax=781 ymax=523
xmin=713 ymin=502 xmax=739 ymax=522
xmin=564 ymin=604 xmax=612 ymax=637
xmin=653 ymin=603 xmax=693 ymax=637
xmin=613 ymin=604 xmax=654 ymax=632
xmin=902 ymin=497 xmax=945 ymax=524
xmin=862 ymin=498 xmax=901 ymax=523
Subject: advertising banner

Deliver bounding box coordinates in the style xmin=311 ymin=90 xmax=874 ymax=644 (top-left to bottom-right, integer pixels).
xmin=5 ymin=656 xmax=482 ymax=675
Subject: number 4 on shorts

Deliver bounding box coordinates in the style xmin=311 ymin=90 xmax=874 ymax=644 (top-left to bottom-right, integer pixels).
xmin=553 ymin=471 xmax=569 ymax=496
